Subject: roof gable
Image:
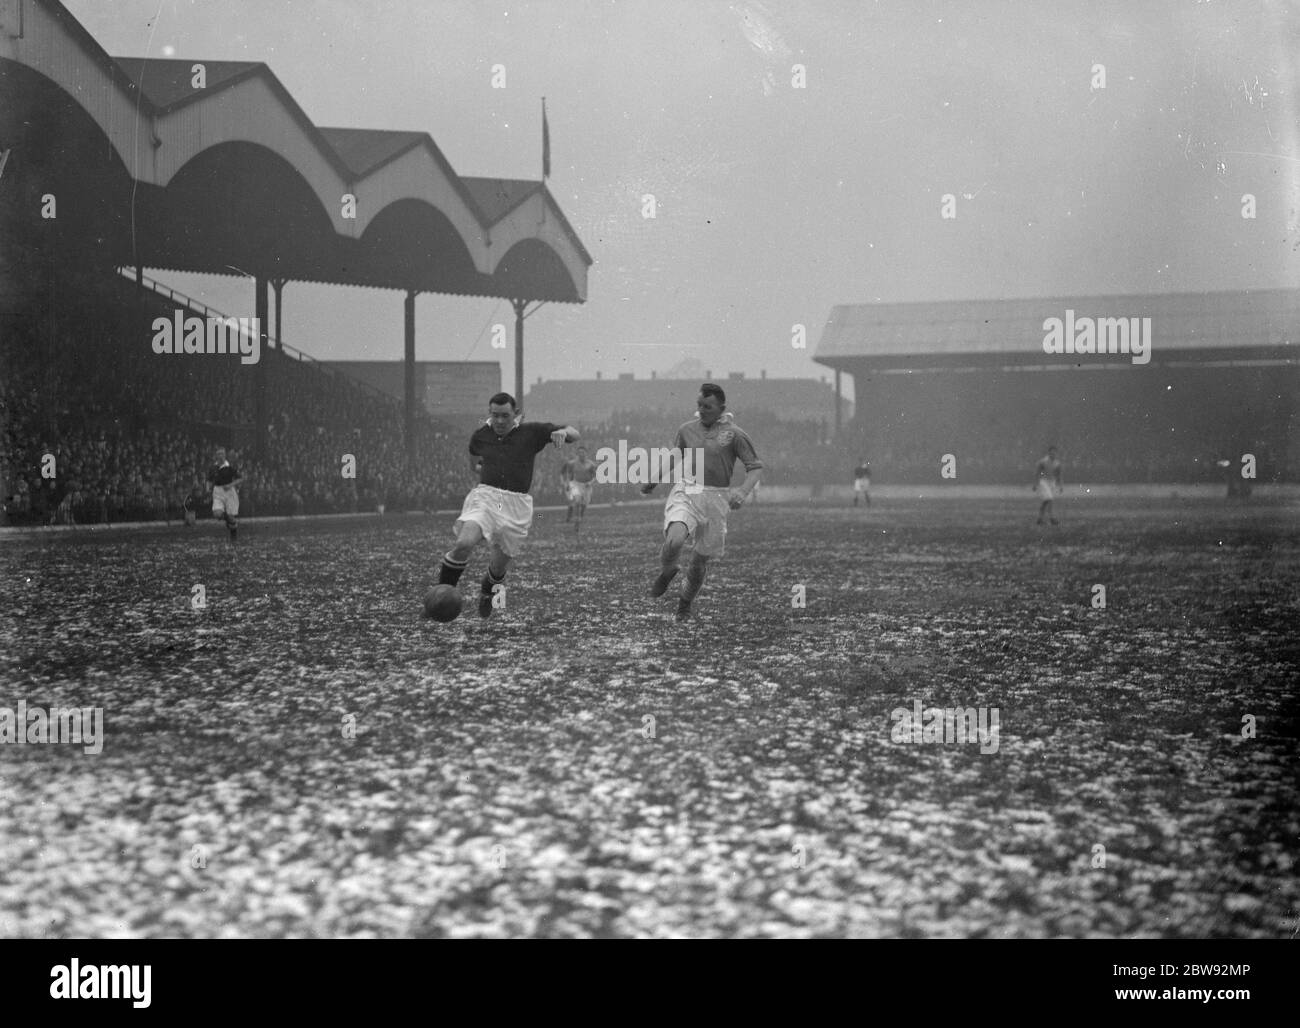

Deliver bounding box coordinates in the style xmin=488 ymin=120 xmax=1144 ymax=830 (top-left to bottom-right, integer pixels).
xmin=113 ymin=57 xmax=263 ymax=109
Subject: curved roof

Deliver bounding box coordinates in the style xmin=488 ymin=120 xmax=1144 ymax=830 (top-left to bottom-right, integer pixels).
xmin=3 ymin=0 xmax=590 ymax=300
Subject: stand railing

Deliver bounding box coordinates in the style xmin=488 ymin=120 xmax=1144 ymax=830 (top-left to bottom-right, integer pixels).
xmin=116 ymin=267 xmax=399 ymax=408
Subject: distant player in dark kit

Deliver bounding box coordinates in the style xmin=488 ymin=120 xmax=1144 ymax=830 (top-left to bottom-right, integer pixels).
xmin=435 ymin=393 xmax=580 ymax=618
xmin=560 ymin=445 xmax=598 ymax=534
xmin=853 ymin=459 xmax=871 ymax=506
xmin=207 ymin=448 xmax=241 ymax=544
xmin=641 ymin=383 xmax=763 ymax=621
xmin=183 ymin=480 xmax=202 ymax=526
xmin=1034 ymin=446 xmax=1063 ymax=525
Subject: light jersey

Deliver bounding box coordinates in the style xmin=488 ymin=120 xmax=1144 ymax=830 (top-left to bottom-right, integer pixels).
xmin=673 ymin=412 xmax=764 ymax=488
xmin=1036 ymin=456 xmax=1062 ymax=480
xmin=563 ymin=458 xmax=598 ymax=484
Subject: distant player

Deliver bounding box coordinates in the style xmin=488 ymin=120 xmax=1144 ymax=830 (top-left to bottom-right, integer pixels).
xmin=1034 ymin=446 xmax=1063 ymax=525
xmin=853 ymin=459 xmax=872 ymax=506
xmin=183 ymin=480 xmax=201 ymax=526
xmin=207 ymin=448 xmax=241 ymax=544
xmin=641 ymin=383 xmax=763 ymax=621
xmin=435 ymin=392 xmax=579 ymax=618
xmin=1216 ymin=456 xmax=1238 ymax=499
xmin=560 ymin=445 xmax=598 ymax=534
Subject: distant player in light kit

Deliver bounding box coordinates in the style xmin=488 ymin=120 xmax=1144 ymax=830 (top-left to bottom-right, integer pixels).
xmin=435 ymin=392 xmax=579 ymax=618
xmin=853 ymin=459 xmax=871 ymax=506
xmin=560 ymin=445 xmax=598 ymax=534
xmin=641 ymin=383 xmax=763 ymax=621
xmin=1034 ymin=445 xmax=1063 ymax=525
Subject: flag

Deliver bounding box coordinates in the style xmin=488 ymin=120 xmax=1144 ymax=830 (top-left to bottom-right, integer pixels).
xmin=542 ymin=97 xmax=550 ymax=180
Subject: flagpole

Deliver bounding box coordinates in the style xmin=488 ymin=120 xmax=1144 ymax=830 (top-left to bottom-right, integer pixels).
xmin=541 ymin=96 xmax=549 ymax=226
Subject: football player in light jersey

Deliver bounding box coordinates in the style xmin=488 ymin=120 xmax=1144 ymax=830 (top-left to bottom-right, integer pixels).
xmin=641 ymin=383 xmax=764 ymax=621
xmin=853 ymin=459 xmax=871 ymax=507
xmin=560 ymin=445 xmax=599 ymax=534
xmin=207 ymin=448 xmax=242 ymax=545
xmin=1034 ymin=446 xmax=1063 ymax=525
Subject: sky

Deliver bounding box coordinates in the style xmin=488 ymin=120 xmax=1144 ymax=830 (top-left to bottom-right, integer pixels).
xmin=64 ymin=0 xmax=1300 ymax=401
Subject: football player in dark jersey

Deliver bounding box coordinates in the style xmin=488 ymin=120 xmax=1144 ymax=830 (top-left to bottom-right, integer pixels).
xmin=435 ymin=393 xmax=579 ymax=618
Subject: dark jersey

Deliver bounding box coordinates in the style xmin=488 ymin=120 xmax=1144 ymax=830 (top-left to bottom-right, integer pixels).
xmin=208 ymin=463 xmax=239 ymax=487
xmin=469 ymin=421 xmax=562 ymax=493
xmin=854 ymin=464 xmax=871 ymax=479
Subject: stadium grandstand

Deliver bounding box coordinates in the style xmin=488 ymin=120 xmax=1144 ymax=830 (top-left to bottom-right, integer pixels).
xmin=523 ymin=371 xmax=850 ymax=496
xmin=1 ymin=268 xmax=484 ymax=523
xmin=0 ymin=0 xmax=591 ymax=525
xmin=814 ymin=292 xmax=1299 ymax=486
xmin=321 ymin=361 xmax=501 ymax=430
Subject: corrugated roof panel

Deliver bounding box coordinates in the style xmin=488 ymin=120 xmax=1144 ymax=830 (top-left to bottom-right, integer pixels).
xmin=815 ymin=290 xmax=1300 ymax=358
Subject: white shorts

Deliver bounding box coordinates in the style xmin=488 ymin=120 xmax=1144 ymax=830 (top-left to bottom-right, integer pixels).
xmin=455 ymin=484 xmax=533 ymax=557
xmin=663 ymin=483 xmax=730 ymax=558
xmin=212 ymin=485 xmax=239 ymax=517
xmin=1035 ymin=479 xmax=1057 ymax=501
xmin=566 ymin=480 xmax=593 ymax=505
xmin=854 ymin=477 xmax=870 ymax=492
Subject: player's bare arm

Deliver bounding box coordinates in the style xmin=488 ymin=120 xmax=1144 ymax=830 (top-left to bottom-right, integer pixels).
xmin=729 ymin=467 xmax=763 ymax=509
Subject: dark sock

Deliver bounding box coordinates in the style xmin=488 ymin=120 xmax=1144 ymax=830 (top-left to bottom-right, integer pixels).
xmin=439 ymin=554 xmax=468 ymax=586
xmin=682 ymin=563 xmax=706 ymax=602
xmin=481 ymin=569 xmax=505 ymax=594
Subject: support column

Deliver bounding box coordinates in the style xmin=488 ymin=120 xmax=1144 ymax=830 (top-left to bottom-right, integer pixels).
xmin=255 ymin=276 xmax=269 ymax=459
xmin=513 ymin=298 xmax=527 ymax=408
xmin=272 ymin=279 xmax=284 ymax=349
xmin=834 ymin=367 xmax=842 ymax=436
xmin=128 ymin=263 xmax=144 ymax=365
xmin=404 ymin=290 xmax=417 ymax=464
xmin=134 ymin=263 xmax=145 ymax=333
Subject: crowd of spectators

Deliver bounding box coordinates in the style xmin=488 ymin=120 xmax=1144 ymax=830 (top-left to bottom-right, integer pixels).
xmin=1 ymin=277 xmax=480 ymax=525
